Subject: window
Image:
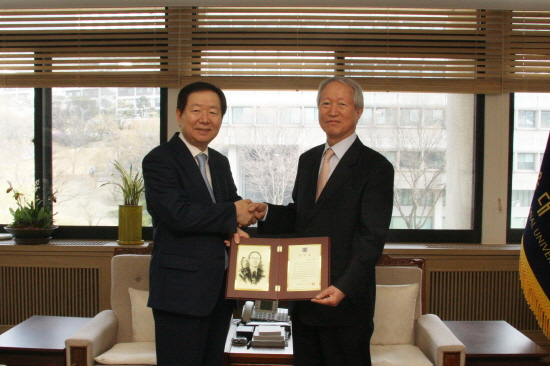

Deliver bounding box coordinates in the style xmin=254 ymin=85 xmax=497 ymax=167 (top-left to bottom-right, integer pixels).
xmin=232 ymin=107 xmax=254 ymax=124
xmin=0 ymin=89 xmax=35 ymax=224
xmin=400 ymin=109 xmax=421 ymax=126
xmin=304 ymin=107 xmax=318 ymax=124
xmin=359 ymin=108 xmax=373 ymax=125
xmin=518 ymin=110 xmax=536 ymax=128
xmin=510 ymin=93 xmax=550 ymax=236
xmin=51 ymin=87 xmax=160 ymax=227
xmin=382 ymin=151 xmax=397 ymax=166
xmin=517 ymin=153 xmax=536 ymax=171
xmin=400 ymin=151 xmax=423 ymax=169
xmin=256 ymin=107 xmax=277 ymax=125
xmin=212 ymin=91 xmax=477 ymax=239
xmin=542 ymin=111 xmax=550 ymax=128
xmin=512 ymin=190 xmax=534 ymax=207
xmin=375 ymin=108 xmax=397 ymax=125
xmin=425 ymin=109 xmax=444 ymax=126
xmin=280 ymin=107 xmax=302 ymax=125
xmin=425 ymin=151 xmax=446 ymax=169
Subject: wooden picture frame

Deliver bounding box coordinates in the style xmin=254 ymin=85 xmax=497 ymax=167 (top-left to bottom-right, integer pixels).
xmin=226 ymin=237 xmax=330 ymax=300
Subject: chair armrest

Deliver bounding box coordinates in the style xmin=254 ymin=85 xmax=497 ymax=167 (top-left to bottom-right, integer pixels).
xmin=415 ymin=314 xmax=465 ymax=366
xmin=65 ymin=310 xmax=118 ymax=366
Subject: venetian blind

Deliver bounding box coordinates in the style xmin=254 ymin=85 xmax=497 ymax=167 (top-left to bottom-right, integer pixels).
xmin=503 ymin=11 xmax=550 ymax=92
xmin=0 ymin=8 xmax=171 ymax=88
xmin=0 ymin=7 xmax=549 ymax=92
xmin=174 ymin=7 xmax=503 ymax=93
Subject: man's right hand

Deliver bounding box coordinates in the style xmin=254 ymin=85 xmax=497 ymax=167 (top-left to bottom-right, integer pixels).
xmin=248 ymin=202 xmax=268 ymax=221
xmin=234 ymin=199 xmax=257 ymax=226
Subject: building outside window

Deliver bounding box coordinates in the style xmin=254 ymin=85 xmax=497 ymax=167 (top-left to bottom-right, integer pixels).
xmin=211 ymin=90 xmax=474 ymax=231
xmin=510 ymin=93 xmax=550 ymax=229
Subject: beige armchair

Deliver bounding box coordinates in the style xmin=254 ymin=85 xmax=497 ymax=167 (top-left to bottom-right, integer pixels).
xmin=372 ymin=254 xmax=465 ymax=366
xmin=66 ymin=253 xmax=464 ymax=366
xmin=66 ymin=254 xmax=154 ymax=366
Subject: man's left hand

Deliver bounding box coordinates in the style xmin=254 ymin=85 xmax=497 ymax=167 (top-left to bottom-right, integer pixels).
xmin=311 ymin=285 xmax=345 ymax=307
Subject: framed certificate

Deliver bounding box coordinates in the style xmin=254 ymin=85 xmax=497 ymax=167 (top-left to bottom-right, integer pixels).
xmin=226 ymin=237 xmax=330 ymax=300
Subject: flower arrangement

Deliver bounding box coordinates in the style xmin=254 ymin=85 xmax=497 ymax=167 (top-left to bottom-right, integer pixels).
xmin=6 ymin=181 xmax=56 ymax=229
xmin=101 ymin=160 xmax=145 ymax=205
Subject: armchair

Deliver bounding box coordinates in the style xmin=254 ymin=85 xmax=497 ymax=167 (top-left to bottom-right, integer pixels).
xmin=66 ymin=254 xmax=154 ymax=366
xmin=372 ymin=254 xmax=465 ymax=366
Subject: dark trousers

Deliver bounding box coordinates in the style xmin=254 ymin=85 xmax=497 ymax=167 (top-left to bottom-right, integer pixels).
xmin=292 ymin=310 xmax=373 ymax=366
xmin=152 ymin=287 xmax=232 ymax=366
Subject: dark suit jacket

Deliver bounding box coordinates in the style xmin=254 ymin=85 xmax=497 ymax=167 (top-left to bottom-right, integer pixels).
xmin=259 ymin=137 xmax=394 ymax=327
xmin=142 ymin=133 xmax=241 ymax=317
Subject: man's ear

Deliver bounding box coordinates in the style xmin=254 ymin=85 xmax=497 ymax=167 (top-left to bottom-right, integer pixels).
xmin=355 ymin=106 xmax=363 ymax=122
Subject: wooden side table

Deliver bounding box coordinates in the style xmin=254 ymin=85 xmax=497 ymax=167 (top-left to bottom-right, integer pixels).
xmin=0 ymin=315 xmax=91 ymax=366
xmin=224 ymin=320 xmax=293 ymax=366
xmin=444 ymin=320 xmax=548 ymax=366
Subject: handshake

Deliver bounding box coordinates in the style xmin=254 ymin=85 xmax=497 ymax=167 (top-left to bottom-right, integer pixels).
xmin=234 ymin=199 xmax=268 ymax=227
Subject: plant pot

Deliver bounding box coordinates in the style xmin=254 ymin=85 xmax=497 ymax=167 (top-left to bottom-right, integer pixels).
xmin=4 ymin=225 xmax=58 ymax=245
xmin=118 ymin=205 xmax=144 ymax=245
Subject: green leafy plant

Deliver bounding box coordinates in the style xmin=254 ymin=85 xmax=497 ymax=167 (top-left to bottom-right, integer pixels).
xmin=102 ymin=160 xmax=145 ymax=205
xmin=6 ymin=181 xmax=56 ymax=229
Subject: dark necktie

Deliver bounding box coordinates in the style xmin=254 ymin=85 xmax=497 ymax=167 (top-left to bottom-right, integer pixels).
xmin=196 ymin=153 xmax=216 ymax=203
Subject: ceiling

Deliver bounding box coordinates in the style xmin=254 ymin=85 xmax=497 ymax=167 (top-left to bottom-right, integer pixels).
xmin=0 ymin=0 xmax=549 ymax=10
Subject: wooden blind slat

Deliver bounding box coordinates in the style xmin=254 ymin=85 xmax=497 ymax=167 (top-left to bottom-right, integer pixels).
xmin=0 ymin=6 xmax=548 ymax=92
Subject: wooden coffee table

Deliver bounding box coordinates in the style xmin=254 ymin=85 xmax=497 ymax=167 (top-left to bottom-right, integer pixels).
xmin=444 ymin=320 xmax=548 ymax=366
xmin=0 ymin=315 xmax=91 ymax=366
xmin=224 ymin=319 xmax=293 ymax=365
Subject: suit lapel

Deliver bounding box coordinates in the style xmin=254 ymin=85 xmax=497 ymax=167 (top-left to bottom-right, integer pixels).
xmin=308 ymin=138 xmax=362 ymax=218
xmin=304 ymin=145 xmax=324 ymax=206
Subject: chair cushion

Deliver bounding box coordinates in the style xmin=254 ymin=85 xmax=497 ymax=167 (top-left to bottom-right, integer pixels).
xmin=128 ymin=288 xmax=155 ymax=342
xmin=371 ymin=284 xmax=418 ymax=345
xmin=94 ymin=342 xmax=156 ymax=365
xmin=371 ymin=344 xmax=433 ymax=366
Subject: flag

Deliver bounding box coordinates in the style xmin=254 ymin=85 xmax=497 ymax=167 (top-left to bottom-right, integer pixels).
xmin=520 ymin=133 xmax=550 ymax=340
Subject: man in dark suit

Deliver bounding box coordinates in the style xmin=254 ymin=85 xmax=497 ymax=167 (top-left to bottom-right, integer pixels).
xmin=253 ymin=77 xmax=394 ymax=365
xmin=142 ymin=82 xmax=256 ymax=366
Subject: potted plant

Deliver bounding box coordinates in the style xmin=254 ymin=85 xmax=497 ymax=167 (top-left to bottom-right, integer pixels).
xmin=4 ymin=181 xmax=58 ymax=245
xmin=102 ymin=160 xmax=145 ymax=245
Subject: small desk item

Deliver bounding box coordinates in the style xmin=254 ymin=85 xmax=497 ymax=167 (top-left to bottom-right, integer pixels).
xmin=443 ymin=320 xmax=548 ymax=366
xmin=0 ymin=315 xmax=91 ymax=366
xmin=227 ymin=237 xmax=330 ymax=300
xmin=224 ymin=319 xmax=293 ymax=366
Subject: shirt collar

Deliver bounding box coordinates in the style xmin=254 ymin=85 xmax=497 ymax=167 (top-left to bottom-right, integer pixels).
xmin=323 ymin=133 xmax=357 ymax=160
xmin=179 ymin=133 xmax=209 ymax=160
